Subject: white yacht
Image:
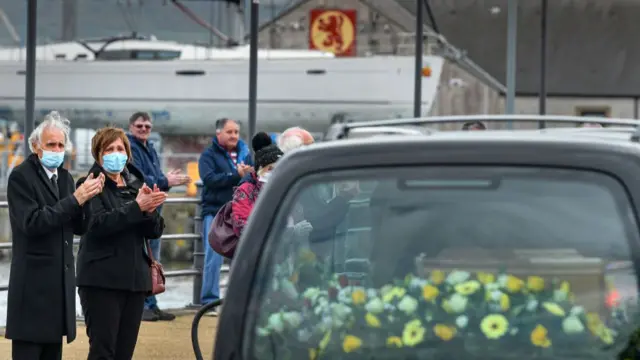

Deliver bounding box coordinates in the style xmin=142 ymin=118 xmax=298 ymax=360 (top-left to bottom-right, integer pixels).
xmin=0 ymin=34 xmax=501 ymax=135
xmin=0 ymin=34 xmax=335 ymax=61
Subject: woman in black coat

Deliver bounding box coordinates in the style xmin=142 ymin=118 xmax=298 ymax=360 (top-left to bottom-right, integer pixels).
xmin=76 ymin=127 xmax=167 ymax=360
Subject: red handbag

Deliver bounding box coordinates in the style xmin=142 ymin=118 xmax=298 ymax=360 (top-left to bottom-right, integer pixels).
xmin=146 ymin=239 xmax=166 ymax=295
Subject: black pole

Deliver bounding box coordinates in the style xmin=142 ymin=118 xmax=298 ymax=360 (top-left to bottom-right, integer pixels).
xmin=538 ymin=0 xmax=547 ymax=128
xmin=248 ymin=0 xmax=259 ymax=145
xmin=24 ymin=0 xmax=37 ymax=157
xmin=413 ymin=0 xmax=424 ymax=118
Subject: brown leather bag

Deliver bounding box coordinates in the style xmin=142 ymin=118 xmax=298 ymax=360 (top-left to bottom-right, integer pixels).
xmin=146 ymin=239 xmax=166 ymax=295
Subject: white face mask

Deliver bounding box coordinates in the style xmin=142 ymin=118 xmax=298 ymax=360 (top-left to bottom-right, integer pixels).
xmin=258 ymin=171 xmax=272 ymax=183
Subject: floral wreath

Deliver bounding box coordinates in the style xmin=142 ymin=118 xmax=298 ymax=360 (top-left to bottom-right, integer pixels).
xmin=254 ymin=250 xmax=637 ymax=359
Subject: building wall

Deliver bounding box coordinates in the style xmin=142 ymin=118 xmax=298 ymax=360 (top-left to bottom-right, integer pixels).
xmin=392 ymin=0 xmax=640 ymax=97
xmin=470 ymin=96 xmax=640 ymax=130
xmin=258 ymin=0 xmax=640 ymax=126
xmin=257 ymin=0 xmax=407 ymax=55
xmin=514 ymin=97 xmax=636 ymax=119
xmin=431 ymin=61 xmax=504 ymax=130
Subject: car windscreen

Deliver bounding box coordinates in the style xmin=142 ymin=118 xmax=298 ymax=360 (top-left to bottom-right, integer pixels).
xmin=249 ymin=166 xmax=639 ymax=360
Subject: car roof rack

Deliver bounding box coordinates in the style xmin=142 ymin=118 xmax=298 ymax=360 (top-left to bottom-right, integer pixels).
xmin=325 ymin=114 xmax=640 ymax=142
xmin=345 ymin=125 xmax=436 ymax=137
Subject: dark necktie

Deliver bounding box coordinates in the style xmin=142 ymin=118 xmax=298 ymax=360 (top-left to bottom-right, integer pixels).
xmin=51 ymin=174 xmax=59 ymax=197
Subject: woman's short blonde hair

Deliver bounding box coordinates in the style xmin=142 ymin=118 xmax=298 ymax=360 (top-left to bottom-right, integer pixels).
xmin=91 ymin=126 xmax=132 ymax=164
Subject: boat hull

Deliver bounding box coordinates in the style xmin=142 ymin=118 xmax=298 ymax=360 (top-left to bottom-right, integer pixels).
xmin=0 ymin=56 xmax=442 ymax=135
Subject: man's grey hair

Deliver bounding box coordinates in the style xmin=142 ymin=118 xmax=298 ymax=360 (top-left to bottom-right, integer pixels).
xmin=215 ymin=118 xmax=238 ymax=133
xmin=28 ymin=111 xmax=73 ymax=152
xmin=277 ymin=127 xmax=306 ymax=153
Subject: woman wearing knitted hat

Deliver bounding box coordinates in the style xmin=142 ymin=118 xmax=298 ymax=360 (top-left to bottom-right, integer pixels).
xmin=230 ymin=132 xmax=289 ymax=236
xmin=230 ymin=132 xmax=314 ymax=271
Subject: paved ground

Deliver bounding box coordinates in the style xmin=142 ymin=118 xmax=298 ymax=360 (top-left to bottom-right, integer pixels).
xmin=0 ymin=312 xmax=218 ymax=359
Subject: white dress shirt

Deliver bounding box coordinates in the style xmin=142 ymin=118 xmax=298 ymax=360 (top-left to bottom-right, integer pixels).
xmin=42 ymin=165 xmax=57 ymax=180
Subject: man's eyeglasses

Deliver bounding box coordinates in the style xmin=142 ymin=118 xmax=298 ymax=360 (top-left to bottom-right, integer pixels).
xmin=135 ymin=124 xmax=152 ymax=130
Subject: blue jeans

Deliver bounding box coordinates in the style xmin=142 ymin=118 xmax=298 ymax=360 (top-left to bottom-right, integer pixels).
xmin=144 ymin=237 xmax=161 ymax=309
xmin=200 ymin=214 xmax=223 ymax=305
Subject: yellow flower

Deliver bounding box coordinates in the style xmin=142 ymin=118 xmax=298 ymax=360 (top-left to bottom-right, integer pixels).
xmin=382 ymin=287 xmax=406 ymax=303
xmin=365 ymin=313 xmax=381 ymax=328
xmin=402 ymin=319 xmax=426 ymax=347
xmin=309 ymin=348 xmax=317 ymax=360
xmin=499 ymin=293 xmax=510 ymax=311
xmin=531 ymin=324 xmax=552 ymax=348
xmin=480 ymin=314 xmax=509 ymax=339
xmin=442 ymin=299 xmax=453 ymax=313
xmin=527 ymin=276 xmax=545 ymax=292
xmin=299 ymin=249 xmax=316 ymax=263
xmin=586 ymin=313 xmax=614 ymax=344
xmin=422 ymin=284 xmax=439 ymax=302
xmin=386 ymin=336 xmax=403 ymax=348
xmin=586 ymin=312 xmax=603 ymax=334
xmin=505 ymin=275 xmax=524 ymax=293
xmin=352 ymin=289 xmax=367 ymax=305
xmin=404 ymin=274 xmax=413 ymax=283
xmin=342 ymin=335 xmax=362 ymax=353
xmin=320 ymin=331 xmax=332 ymax=350
xmin=454 ymin=280 xmax=481 ymax=296
xmin=560 ymin=280 xmax=570 ymax=293
xmin=542 ymin=302 xmax=566 ymax=317
xmin=434 ymin=324 xmax=456 ymax=341
xmin=477 ymin=272 xmax=495 ymax=285
xmin=430 ymin=270 xmax=445 ymax=285
xmin=597 ymin=326 xmax=615 ymax=345
xmin=289 ymin=272 xmax=299 ymax=284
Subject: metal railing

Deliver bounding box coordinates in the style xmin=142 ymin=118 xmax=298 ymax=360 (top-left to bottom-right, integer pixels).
xmin=0 ymin=186 xmax=223 ymax=307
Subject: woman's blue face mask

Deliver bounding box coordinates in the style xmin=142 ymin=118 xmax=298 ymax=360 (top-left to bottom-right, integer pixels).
xmin=102 ymin=152 xmax=128 ymax=174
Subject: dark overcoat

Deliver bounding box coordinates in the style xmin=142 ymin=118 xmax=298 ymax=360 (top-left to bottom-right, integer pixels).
xmin=5 ymin=154 xmax=85 ymax=344
xmin=76 ymin=162 xmax=164 ymax=293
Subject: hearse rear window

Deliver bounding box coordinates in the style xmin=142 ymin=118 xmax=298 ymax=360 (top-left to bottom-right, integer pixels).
xmin=250 ymin=166 xmax=639 ymax=359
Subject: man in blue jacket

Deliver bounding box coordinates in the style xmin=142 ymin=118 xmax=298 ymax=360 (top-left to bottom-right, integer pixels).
xmin=199 ymin=118 xmax=253 ymax=311
xmin=127 ymin=111 xmax=191 ymax=322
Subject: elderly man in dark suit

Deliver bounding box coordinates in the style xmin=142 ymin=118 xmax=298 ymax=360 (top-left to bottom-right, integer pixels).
xmin=5 ymin=111 xmax=104 ymax=360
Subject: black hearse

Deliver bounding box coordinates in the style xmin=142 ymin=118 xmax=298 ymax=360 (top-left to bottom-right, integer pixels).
xmin=200 ymin=116 xmax=640 ymax=360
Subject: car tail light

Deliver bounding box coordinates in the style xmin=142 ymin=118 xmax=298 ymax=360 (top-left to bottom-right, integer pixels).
xmin=606 ymin=289 xmax=621 ymax=308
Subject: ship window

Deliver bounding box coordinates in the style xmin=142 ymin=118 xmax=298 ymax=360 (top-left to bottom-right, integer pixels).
xmin=156 ymin=51 xmax=181 ymax=60
xmin=96 ymin=50 xmax=133 ymax=60
xmin=135 ymin=50 xmax=180 ymax=60
xmin=136 ymin=51 xmax=156 ymax=60
xmin=96 ymin=50 xmax=181 ymax=61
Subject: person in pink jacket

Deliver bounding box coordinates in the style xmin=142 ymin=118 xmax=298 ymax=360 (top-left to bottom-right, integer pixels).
xmin=231 ymin=132 xmax=284 ymax=236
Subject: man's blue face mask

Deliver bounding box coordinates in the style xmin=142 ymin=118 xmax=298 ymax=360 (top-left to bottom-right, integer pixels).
xmin=39 ymin=150 xmax=65 ymax=169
